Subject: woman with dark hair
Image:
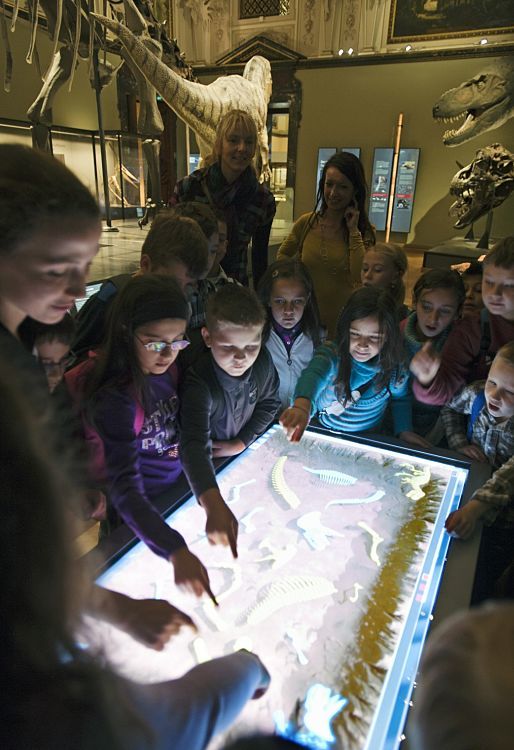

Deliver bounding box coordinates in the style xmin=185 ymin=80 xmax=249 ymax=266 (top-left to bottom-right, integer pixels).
xmin=0 ymin=359 xmax=271 ymax=750
xmin=277 ymin=151 xmax=375 ymax=339
xmin=170 ymin=109 xmax=276 ymax=286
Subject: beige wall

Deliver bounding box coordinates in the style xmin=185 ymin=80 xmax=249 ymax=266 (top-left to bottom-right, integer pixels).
xmin=0 ymin=19 xmax=120 ymax=130
xmin=294 ymin=54 xmax=514 ymax=247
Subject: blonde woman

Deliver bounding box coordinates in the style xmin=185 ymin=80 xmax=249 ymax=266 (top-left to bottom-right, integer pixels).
xmin=277 ymin=152 xmax=375 ymax=339
xmin=171 ymin=109 xmax=276 ymax=286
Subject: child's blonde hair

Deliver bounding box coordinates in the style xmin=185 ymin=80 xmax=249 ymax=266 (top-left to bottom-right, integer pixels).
xmin=412 ymin=602 xmax=514 ymax=750
xmin=496 ymin=340 xmax=514 ymax=367
xmin=365 ymin=242 xmax=408 ymax=305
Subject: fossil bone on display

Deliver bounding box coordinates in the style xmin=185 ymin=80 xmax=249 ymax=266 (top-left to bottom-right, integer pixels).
xmin=433 ymin=63 xmax=514 ymax=147
xmin=90 ymin=12 xmax=273 ymax=181
xmin=449 ymin=143 xmax=514 ymax=229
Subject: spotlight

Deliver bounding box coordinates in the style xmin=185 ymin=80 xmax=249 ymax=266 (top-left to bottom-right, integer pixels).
xmin=348 ymin=47 xmax=354 ymax=55
xmin=405 ymin=44 xmax=413 ymax=51
xmin=479 ymin=38 xmax=488 ymax=45
xmin=338 ymin=48 xmax=344 ymax=56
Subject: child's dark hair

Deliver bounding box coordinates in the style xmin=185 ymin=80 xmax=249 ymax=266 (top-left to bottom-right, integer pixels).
xmin=412 ymin=268 xmax=466 ymax=309
xmin=32 ymin=314 xmax=75 ymax=347
xmin=206 ymin=284 xmax=266 ymax=331
xmin=84 ymin=275 xmax=190 ymax=411
xmin=257 ymin=259 xmax=322 ymax=347
xmin=312 ymin=151 xmax=376 ymax=246
xmin=141 ymin=213 xmax=208 ymax=279
xmin=0 ymin=144 xmax=100 ymax=256
xmin=461 ymin=260 xmax=483 ymax=278
xmin=483 ymin=236 xmax=514 ymax=270
xmin=335 ymin=286 xmax=404 ymax=401
xmin=171 ymin=202 xmax=218 ymax=241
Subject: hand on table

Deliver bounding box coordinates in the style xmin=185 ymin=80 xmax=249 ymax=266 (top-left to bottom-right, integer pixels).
xmin=280 ymin=401 xmax=310 ymax=442
xmin=201 ymin=488 xmax=239 ymax=558
xmin=398 ymin=431 xmax=433 ymax=451
xmin=458 ymin=444 xmax=488 ymax=463
xmin=170 ymin=546 xmax=218 ymax=605
xmin=409 ymin=341 xmax=442 ymax=385
xmin=117 ymin=597 xmax=197 ymax=650
xmin=212 ymin=438 xmax=245 ymax=458
xmin=445 ymin=499 xmax=484 ymax=540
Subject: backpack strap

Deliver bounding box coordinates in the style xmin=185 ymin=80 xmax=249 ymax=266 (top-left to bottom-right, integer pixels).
xmin=467 ymin=389 xmax=486 ymax=441
xmin=479 ymin=307 xmax=491 ymax=357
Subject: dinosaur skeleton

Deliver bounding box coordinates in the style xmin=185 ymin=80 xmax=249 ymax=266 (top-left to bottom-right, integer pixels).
xmin=2 ymin=0 xmax=195 ymax=212
xmin=449 ymin=143 xmax=514 ymax=229
xmin=433 ymin=64 xmax=514 ymax=147
xmin=90 ymin=12 xmax=273 ymax=180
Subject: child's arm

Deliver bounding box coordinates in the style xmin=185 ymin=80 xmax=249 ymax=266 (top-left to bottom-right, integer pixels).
xmin=411 ymin=317 xmax=479 ymax=405
xmin=234 ymin=353 xmax=281 ymax=448
xmin=280 ymin=342 xmax=338 ymax=442
xmin=409 ymin=340 xmax=442 ymax=385
xmin=179 ymin=369 xmax=239 ymax=558
xmin=441 ymin=386 xmax=488 ymax=463
xmin=93 ymin=387 xmax=216 ymax=602
xmin=446 ymin=454 xmax=514 ymax=539
xmin=86 ymin=586 xmax=197 ymax=650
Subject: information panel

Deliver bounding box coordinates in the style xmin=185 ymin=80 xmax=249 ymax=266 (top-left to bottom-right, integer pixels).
xmin=391 ymin=148 xmax=420 ymax=233
xmin=369 ymin=148 xmax=394 ymax=231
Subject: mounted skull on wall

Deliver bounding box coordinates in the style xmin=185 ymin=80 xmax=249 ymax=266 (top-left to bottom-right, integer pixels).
xmin=449 ymin=143 xmax=514 ymax=229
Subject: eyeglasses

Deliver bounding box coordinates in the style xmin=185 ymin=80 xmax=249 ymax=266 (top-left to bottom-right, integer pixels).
xmin=39 ymin=356 xmax=74 ymax=373
xmin=136 ymin=335 xmax=190 ymax=354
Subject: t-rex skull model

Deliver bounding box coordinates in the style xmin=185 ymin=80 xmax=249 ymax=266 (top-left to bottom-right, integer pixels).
xmin=433 ymin=63 xmax=514 ymax=146
xmin=449 ymin=143 xmax=514 ymax=228
xmin=91 ymin=13 xmax=273 ymax=181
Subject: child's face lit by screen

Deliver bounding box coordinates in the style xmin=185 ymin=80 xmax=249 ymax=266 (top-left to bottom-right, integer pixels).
xmin=270 ymin=277 xmax=308 ymax=330
xmin=415 ymin=288 xmax=459 ymax=340
xmin=348 ymin=315 xmax=384 ymax=363
xmin=203 ymin=322 xmax=262 ymax=377
xmin=485 ymin=355 xmax=514 ymax=422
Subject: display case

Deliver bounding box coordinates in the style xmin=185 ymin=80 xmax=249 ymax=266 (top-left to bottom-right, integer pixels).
xmin=0 ymin=118 xmax=147 ymax=218
xmin=84 ymin=426 xmax=489 ymax=750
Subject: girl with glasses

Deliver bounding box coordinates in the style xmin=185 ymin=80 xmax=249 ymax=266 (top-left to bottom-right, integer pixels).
xmin=67 ymin=274 xmax=235 ymax=603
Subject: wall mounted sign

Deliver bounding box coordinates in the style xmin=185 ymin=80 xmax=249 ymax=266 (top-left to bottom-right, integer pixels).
xmin=391 ymin=148 xmax=420 ymax=233
xmin=369 ymin=148 xmax=394 ymax=232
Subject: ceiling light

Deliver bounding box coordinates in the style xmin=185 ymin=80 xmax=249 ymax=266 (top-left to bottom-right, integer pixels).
xmin=348 ymin=47 xmax=354 ymax=55
xmin=405 ymin=44 xmax=413 ymax=51
xmin=338 ymin=48 xmax=344 ymax=56
xmin=479 ymin=38 xmax=488 ymax=45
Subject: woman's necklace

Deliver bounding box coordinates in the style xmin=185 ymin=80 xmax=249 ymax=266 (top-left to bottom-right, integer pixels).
xmin=318 ymin=214 xmax=346 ymax=274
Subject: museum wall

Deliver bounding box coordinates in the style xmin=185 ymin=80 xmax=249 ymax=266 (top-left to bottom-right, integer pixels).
xmin=280 ymin=54 xmax=513 ymax=247
xmin=0 ymin=19 xmax=120 ymax=130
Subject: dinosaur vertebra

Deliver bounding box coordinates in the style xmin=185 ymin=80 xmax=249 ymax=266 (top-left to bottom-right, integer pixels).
xmin=449 ymin=143 xmax=514 ymax=228
xmin=90 ymin=13 xmax=272 ymax=179
xmin=433 ymin=64 xmax=514 ymax=147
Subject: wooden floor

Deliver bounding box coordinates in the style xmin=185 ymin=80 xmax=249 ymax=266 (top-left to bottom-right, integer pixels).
xmin=77 ymin=225 xmax=425 ymax=555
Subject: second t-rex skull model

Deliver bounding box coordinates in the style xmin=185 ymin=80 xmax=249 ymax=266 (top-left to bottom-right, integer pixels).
xmin=449 ymin=143 xmax=514 ymax=228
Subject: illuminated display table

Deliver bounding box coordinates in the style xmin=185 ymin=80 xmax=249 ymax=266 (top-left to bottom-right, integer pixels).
xmin=85 ymin=426 xmax=489 ymax=750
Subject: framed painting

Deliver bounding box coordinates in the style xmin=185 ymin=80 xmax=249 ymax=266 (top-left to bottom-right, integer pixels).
xmin=388 ymin=0 xmax=514 ymax=44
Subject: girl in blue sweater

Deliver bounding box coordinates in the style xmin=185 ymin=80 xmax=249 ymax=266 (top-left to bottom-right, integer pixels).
xmin=280 ymin=286 xmax=428 ymax=448
xmin=258 ymin=259 xmax=323 ymax=409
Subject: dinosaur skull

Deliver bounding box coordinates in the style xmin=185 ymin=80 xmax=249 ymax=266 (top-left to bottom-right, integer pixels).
xmin=449 ymin=143 xmax=514 ymax=228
